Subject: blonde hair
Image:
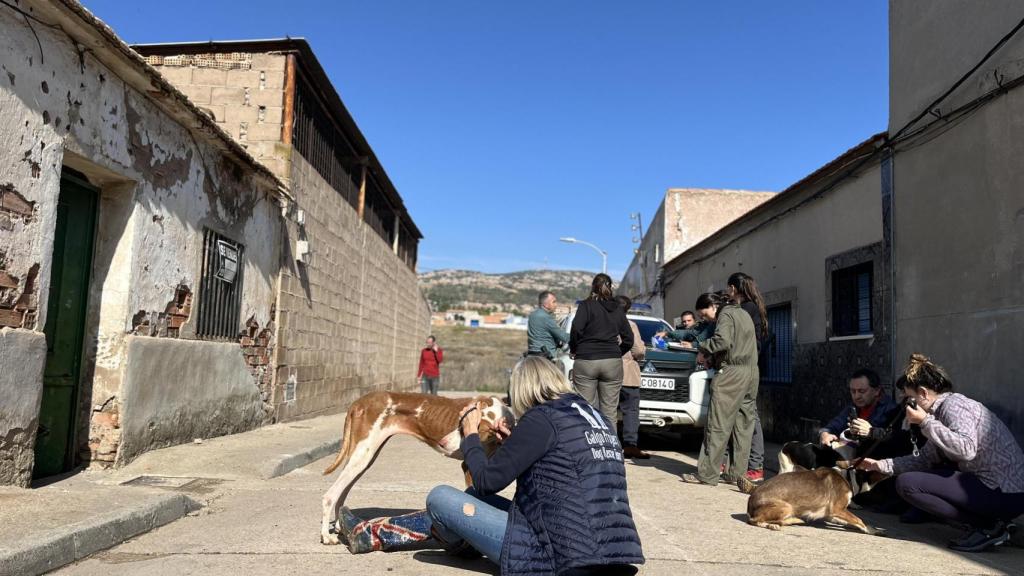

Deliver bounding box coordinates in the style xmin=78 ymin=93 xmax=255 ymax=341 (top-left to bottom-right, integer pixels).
xmin=509 ymin=356 xmax=573 ymax=417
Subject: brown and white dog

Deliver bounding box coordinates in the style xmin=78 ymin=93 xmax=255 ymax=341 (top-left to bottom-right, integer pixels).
xmin=319 ymin=391 xmax=515 ymax=545
xmin=738 ymin=467 xmax=880 ymax=535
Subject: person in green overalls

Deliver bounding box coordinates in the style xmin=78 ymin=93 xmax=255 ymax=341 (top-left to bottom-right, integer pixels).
xmin=681 ymin=282 xmax=760 ymax=486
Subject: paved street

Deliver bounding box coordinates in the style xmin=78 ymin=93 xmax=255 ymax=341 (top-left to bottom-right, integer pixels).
xmin=53 ymin=430 xmax=1023 ymax=576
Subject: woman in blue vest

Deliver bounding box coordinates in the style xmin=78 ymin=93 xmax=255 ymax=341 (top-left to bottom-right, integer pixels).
xmin=337 ymin=356 xmax=645 ymax=575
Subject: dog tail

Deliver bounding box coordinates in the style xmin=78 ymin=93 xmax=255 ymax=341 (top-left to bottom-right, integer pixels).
xmin=736 ymin=475 xmax=758 ymax=495
xmin=323 ymin=411 xmax=355 ymax=476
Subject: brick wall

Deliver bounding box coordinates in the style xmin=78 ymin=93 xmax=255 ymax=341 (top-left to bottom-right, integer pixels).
xmin=274 ymin=154 xmax=429 ymax=420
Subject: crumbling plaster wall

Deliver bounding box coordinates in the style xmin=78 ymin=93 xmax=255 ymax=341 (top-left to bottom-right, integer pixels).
xmin=0 ymin=3 xmax=282 ymax=474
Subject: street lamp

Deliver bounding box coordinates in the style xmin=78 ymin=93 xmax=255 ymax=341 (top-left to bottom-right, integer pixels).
xmin=560 ymin=237 xmax=607 ymax=274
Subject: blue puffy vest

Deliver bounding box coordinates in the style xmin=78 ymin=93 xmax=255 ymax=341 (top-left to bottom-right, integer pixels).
xmin=499 ymin=394 xmax=644 ymax=576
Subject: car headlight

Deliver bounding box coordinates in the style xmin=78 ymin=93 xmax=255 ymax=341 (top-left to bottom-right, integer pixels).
xmin=642 ymin=361 xmax=658 ymax=374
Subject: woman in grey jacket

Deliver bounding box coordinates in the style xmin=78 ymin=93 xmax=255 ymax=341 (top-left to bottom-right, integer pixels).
xmin=859 ymin=354 xmax=1024 ymax=552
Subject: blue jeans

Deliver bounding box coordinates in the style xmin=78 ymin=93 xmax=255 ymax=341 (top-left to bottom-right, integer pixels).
xmin=421 ymin=376 xmax=439 ymax=395
xmin=426 ymin=485 xmax=510 ymax=564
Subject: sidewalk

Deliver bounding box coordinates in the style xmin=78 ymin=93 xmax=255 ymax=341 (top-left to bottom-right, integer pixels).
xmin=0 ymin=410 xmax=348 ymax=576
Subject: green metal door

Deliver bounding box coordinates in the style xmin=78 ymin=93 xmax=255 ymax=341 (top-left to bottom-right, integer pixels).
xmin=33 ymin=173 xmax=97 ymax=478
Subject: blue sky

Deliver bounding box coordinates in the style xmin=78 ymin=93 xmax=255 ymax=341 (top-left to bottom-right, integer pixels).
xmin=86 ymin=1 xmax=889 ymax=278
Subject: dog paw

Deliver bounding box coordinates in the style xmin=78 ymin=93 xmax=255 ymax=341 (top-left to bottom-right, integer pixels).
xmin=321 ymin=531 xmax=341 ymax=545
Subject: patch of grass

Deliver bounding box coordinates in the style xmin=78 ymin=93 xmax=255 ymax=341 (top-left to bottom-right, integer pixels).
xmin=432 ymin=325 xmax=526 ymax=393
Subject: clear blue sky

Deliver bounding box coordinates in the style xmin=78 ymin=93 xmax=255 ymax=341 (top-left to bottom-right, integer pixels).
xmin=86 ymin=1 xmax=889 ymax=278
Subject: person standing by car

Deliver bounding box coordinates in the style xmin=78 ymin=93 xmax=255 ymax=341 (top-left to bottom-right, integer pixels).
xmin=417 ymin=335 xmax=443 ymax=395
xmin=570 ymin=273 xmax=634 ymax=427
xmin=616 ymin=295 xmax=650 ymax=460
xmin=727 ymin=272 xmax=769 ymax=482
xmin=682 ymin=290 xmax=759 ymax=486
xmin=527 ymin=290 xmax=570 ymax=360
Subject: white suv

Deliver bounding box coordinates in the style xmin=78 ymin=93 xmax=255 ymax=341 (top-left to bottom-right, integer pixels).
xmin=554 ymin=310 xmax=711 ymax=431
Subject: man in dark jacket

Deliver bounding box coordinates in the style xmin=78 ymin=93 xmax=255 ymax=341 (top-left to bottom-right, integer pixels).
xmin=527 ymin=291 xmax=570 ymax=359
xmin=819 ymin=368 xmax=898 ymax=448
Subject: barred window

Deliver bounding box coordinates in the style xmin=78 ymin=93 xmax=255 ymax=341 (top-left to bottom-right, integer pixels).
xmin=763 ymin=303 xmax=793 ymax=384
xmin=832 ymin=262 xmax=872 ymax=337
xmin=197 ymin=229 xmax=244 ymax=339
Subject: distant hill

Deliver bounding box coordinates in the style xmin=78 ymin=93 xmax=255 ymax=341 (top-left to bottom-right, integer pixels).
xmin=419 ymin=269 xmax=593 ymax=312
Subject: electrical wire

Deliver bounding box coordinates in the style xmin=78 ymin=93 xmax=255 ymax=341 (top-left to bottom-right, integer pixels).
xmin=890 ymin=13 xmax=1024 ymax=142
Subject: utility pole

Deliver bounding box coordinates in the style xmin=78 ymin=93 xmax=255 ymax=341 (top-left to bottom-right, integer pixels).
xmin=630 ymin=212 xmax=647 ymax=295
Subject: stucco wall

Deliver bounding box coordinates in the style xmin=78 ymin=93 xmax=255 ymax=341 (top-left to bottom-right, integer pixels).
xmin=274 ymin=153 xmax=430 ymax=420
xmin=117 ymin=336 xmax=263 ymax=464
xmin=662 ymin=165 xmax=885 ymax=439
xmin=890 ymin=1 xmax=1024 ymax=441
xmin=0 ymin=329 xmax=47 ymax=486
xmin=0 ymin=3 xmax=283 ymax=474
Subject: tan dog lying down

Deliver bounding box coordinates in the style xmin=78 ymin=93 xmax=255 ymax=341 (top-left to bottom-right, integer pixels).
xmin=738 ymin=467 xmax=880 ymax=535
xmin=320 ymin=391 xmax=514 ymax=545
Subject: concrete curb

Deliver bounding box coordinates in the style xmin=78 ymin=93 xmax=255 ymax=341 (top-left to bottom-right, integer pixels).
xmin=260 ymin=438 xmax=341 ymax=479
xmin=0 ymin=492 xmax=199 ymax=576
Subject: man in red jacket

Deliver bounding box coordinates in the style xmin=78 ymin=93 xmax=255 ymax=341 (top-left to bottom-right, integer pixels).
xmin=417 ymin=336 xmax=443 ymax=395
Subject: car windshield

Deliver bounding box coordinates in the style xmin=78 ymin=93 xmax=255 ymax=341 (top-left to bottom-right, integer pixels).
xmin=633 ymin=318 xmax=671 ymax=346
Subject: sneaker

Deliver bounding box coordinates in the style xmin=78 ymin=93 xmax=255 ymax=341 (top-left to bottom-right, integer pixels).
xmin=948 ymin=522 xmax=1012 ymax=552
xmin=745 ymin=469 xmax=764 ymax=483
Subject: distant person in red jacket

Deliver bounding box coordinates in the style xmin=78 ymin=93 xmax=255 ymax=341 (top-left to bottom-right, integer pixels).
xmin=418 ymin=336 xmax=444 ymax=395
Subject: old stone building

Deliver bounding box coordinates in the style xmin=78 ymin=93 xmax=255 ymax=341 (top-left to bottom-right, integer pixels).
xmin=661 ymin=134 xmax=889 ymax=440
xmin=0 ymin=0 xmax=287 ymax=485
xmin=619 ymin=188 xmax=774 ymax=320
xmin=133 ymin=39 xmax=430 ymax=421
xmin=0 ymin=4 xmax=429 ymax=486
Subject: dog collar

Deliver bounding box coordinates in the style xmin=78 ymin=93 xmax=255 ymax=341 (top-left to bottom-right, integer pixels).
xmin=458 ymin=406 xmax=479 ymax=432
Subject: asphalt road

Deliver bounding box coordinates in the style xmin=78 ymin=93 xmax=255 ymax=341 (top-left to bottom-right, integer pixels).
xmin=54 ymin=432 xmax=1023 ymax=576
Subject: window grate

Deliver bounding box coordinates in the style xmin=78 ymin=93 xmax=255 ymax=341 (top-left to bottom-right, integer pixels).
xmin=763 ymin=303 xmax=793 ymax=384
xmin=832 ymin=262 xmax=873 ymax=337
xmin=197 ymin=229 xmax=245 ymax=340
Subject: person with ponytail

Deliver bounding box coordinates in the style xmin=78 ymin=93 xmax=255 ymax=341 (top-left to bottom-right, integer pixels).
xmin=569 ymin=273 xmax=634 ymax=427
xmin=726 ymin=272 xmax=768 ymax=482
xmin=681 ymin=286 xmax=759 ymax=487
xmin=859 ymin=354 xmax=1024 ymax=552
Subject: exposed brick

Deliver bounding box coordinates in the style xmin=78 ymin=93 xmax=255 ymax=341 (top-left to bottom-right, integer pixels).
xmin=0 ymin=271 xmax=17 ymax=289
xmin=0 ymin=183 xmax=35 ymax=220
xmin=0 ymin=308 xmax=23 ymax=327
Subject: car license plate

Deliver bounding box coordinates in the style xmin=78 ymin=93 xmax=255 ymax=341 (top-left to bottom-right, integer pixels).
xmin=640 ymin=377 xmax=675 ymax=390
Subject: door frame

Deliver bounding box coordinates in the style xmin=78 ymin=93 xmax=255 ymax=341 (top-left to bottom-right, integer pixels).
xmin=38 ymin=168 xmax=99 ymax=475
